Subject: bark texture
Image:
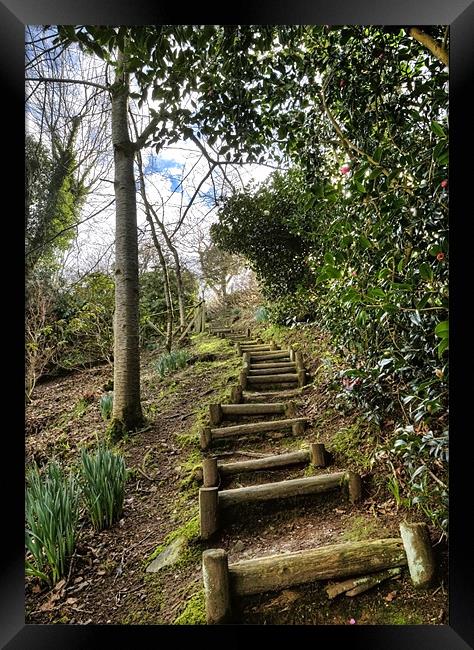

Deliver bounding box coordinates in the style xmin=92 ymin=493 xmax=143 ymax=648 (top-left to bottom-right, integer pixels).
xmin=111 ymin=60 xmax=144 ymax=433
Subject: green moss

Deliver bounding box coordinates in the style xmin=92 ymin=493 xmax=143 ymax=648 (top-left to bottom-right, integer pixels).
xmin=191 ymin=333 xmax=233 ymax=356
xmin=329 ymin=420 xmax=377 ymax=471
xmin=384 ymin=609 xmax=424 ymax=625
xmin=146 ymin=515 xmax=201 ymax=567
xmin=259 ymin=324 xmax=286 ymax=345
xmin=157 ymin=381 xmax=180 ymax=399
xmin=173 ymin=589 xmax=206 ymax=625
xmin=341 ymin=514 xmax=384 ymax=542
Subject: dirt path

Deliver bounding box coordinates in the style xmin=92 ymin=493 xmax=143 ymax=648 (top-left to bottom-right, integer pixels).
xmin=25 ymin=330 xmax=448 ymax=626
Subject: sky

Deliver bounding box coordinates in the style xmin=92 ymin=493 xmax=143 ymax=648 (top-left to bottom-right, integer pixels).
xmin=25 ymin=26 xmax=276 ymax=289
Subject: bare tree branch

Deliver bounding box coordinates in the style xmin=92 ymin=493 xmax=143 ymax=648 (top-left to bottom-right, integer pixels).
xmin=25 ymin=76 xmax=109 ymax=91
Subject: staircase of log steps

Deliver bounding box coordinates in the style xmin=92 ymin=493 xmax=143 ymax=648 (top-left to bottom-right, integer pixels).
xmin=197 ymin=318 xmax=436 ymax=624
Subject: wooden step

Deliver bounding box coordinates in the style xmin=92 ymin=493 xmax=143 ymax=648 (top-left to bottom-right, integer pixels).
xmin=249 ymin=362 xmax=296 ymax=370
xmin=200 ymin=417 xmax=308 ymax=448
xmin=211 ymin=417 xmax=307 ymax=438
xmin=221 ymin=402 xmax=288 ymax=417
xmin=209 ymin=401 xmax=296 ymax=425
xmin=250 ymin=352 xmax=291 ymax=361
xmin=218 ymin=471 xmax=347 ymax=508
xmin=248 ymin=367 xmax=298 ymax=376
xmin=218 ymin=449 xmax=310 ymax=476
xmin=200 ymin=444 xmax=327 ymax=485
xmin=247 ymin=373 xmax=298 ymax=384
xmin=244 ymin=388 xmax=303 ymax=401
xmin=203 ymin=537 xmax=407 ymax=607
xmin=239 ymin=343 xmax=277 ymax=349
xmin=199 ymin=470 xmax=362 ymax=539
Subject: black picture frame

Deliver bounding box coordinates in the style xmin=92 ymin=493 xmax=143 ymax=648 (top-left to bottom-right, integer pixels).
xmin=2 ymin=1 xmax=473 ymax=648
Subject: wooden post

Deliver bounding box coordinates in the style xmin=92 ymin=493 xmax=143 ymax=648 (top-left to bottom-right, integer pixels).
xmin=203 ymin=457 xmax=219 ymax=488
xmin=201 ymin=302 xmax=206 ymax=332
xmin=243 ymin=352 xmax=251 ymax=366
xmin=310 ymin=443 xmax=326 ymax=467
xmin=270 ymin=341 xmax=277 ymax=350
xmin=346 ymin=471 xmax=362 ymax=503
xmin=292 ymin=420 xmax=306 ymax=435
xmin=295 ymin=351 xmax=303 ymax=370
xmin=297 ymin=370 xmax=306 ymax=387
xmin=200 ymin=427 xmax=212 ymax=450
xmin=399 ymin=522 xmax=435 ymax=589
xmin=239 ymin=370 xmax=248 ymax=391
xmin=209 ymin=404 xmax=223 ymax=426
xmin=289 ymin=347 xmax=295 ymax=361
xmin=199 ymin=487 xmax=219 ymax=540
xmin=285 ymin=400 xmax=297 ymax=418
xmin=230 ymin=384 xmax=243 ymax=403
xmin=202 ymin=549 xmax=231 ymax=624
xmin=246 ymin=328 xmax=251 ymax=338
xmin=236 ymin=343 xmax=241 ymax=356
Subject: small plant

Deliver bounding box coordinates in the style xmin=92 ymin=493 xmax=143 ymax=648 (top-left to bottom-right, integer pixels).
xmin=79 ymin=445 xmax=127 ymax=531
xmin=155 ymin=349 xmax=190 ymax=379
xmin=100 ymin=392 xmax=113 ymax=420
xmin=25 ymin=460 xmax=80 ymax=586
xmin=254 ymin=305 xmax=269 ymax=323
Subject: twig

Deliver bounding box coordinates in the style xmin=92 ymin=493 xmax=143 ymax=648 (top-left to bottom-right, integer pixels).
xmin=137 ymin=466 xmax=155 ymax=482
xmin=215 ymin=450 xmax=271 ymax=458
xmin=164 ymin=410 xmax=198 ymax=420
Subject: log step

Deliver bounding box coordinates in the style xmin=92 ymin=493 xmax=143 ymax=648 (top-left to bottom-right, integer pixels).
xmin=248 ymin=367 xmax=298 ymax=376
xmin=218 ymin=449 xmax=310 ymax=476
xmin=227 ymin=538 xmax=407 ymax=596
xmin=201 ymin=444 xmax=327 ymax=486
xmin=217 ymin=443 xmax=326 ymax=478
xmin=247 ymin=373 xmax=298 ymax=384
xmin=199 ymin=471 xmax=362 ymax=539
xmin=251 ymin=352 xmax=291 ymax=361
xmin=239 ymin=344 xmax=278 ymax=350
xmin=209 ymin=417 xmax=308 ymax=440
xmin=209 ymin=401 xmax=296 ymax=426
xmin=243 ymin=388 xmax=303 ymax=402
xmin=249 ymin=362 xmax=296 ymax=370
xmin=221 ymin=402 xmax=287 ymax=417
xmin=218 ymin=472 xmax=346 ymax=508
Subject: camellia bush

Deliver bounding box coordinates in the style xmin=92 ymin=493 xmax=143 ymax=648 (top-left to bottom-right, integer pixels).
xmin=211 ymin=26 xmax=448 ymax=533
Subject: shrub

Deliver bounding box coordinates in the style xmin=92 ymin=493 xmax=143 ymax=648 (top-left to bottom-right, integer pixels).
xmin=79 ymin=446 xmax=127 ymax=531
xmin=254 ymin=306 xmax=269 ymax=323
xmin=155 ymin=349 xmax=190 ymax=379
xmin=100 ymin=392 xmax=113 ymax=420
xmin=25 ymin=460 xmax=80 ymax=586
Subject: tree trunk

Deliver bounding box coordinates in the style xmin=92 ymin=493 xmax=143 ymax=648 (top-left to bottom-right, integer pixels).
xmin=110 ymin=60 xmax=144 ymax=436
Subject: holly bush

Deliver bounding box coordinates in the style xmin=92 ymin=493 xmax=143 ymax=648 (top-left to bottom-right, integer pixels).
xmin=211 ymin=26 xmax=448 ymax=533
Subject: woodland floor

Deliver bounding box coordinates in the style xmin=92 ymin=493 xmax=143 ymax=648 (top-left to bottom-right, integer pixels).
xmin=25 ymin=331 xmax=448 ymax=626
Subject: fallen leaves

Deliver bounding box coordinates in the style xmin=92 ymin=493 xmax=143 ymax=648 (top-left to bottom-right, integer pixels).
xmin=384 ymin=590 xmax=398 ymax=602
